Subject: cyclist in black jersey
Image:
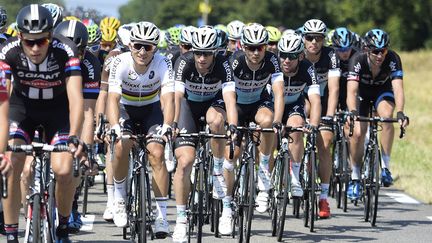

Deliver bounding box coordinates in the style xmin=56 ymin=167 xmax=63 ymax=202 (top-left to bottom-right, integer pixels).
xmin=303 ymin=19 xmax=341 ymax=219
xmin=54 ymin=19 xmax=102 ymax=233
xmin=227 ymin=20 xmax=244 ymax=53
xmin=229 ymin=23 xmax=285 ymax=214
xmin=0 ymin=5 xmax=84 ymax=243
xmin=178 ymin=25 xmax=195 ymax=55
xmin=172 ymin=26 xmax=238 ymax=240
xmin=347 ymin=29 xmax=409 ymax=192
xmin=278 ymin=33 xmax=321 ymax=197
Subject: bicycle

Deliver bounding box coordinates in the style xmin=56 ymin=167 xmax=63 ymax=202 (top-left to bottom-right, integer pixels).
xmin=7 ymin=140 xmax=79 ymax=243
xmin=232 ymin=124 xmax=273 ymax=243
xmin=355 ymin=114 xmax=405 ymax=226
xmin=300 ymin=128 xmax=319 ymax=232
xmin=270 ymin=126 xmax=303 ymax=242
xmin=176 ymin=131 xmax=231 ymax=243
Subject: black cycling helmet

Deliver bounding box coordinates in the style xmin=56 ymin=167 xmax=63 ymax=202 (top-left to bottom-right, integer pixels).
xmin=0 ymin=6 xmax=7 ymax=31
xmin=331 ymin=27 xmax=354 ymax=49
xmin=16 ymin=4 xmax=54 ymax=34
xmin=217 ymin=29 xmax=228 ymax=48
xmin=54 ymin=20 xmax=89 ymax=48
xmin=363 ymin=29 xmax=389 ymax=49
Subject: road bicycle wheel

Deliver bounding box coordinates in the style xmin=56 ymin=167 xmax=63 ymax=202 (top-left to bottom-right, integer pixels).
xmin=138 ymin=166 xmax=147 ymax=242
xmin=82 ymin=175 xmax=89 ymax=216
xmin=276 ymin=152 xmax=290 ymax=242
xmin=370 ymin=146 xmax=380 ymax=226
xmin=363 ymin=150 xmax=372 ymax=222
xmin=30 ymin=194 xmax=42 ymax=243
xmin=270 ymin=154 xmax=282 ymax=237
xmin=309 ymin=149 xmax=317 ymax=232
xmin=341 ymin=138 xmax=349 ymax=212
xmin=244 ymin=157 xmax=255 ymax=243
xmin=47 ymin=179 xmax=57 ymax=242
xmin=197 ymin=162 xmax=205 ymax=243
xmin=333 ymin=140 xmax=342 ymax=209
xmin=302 ymin=152 xmax=310 ymax=228
xmin=188 ymin=165 xmax=198 ymax=243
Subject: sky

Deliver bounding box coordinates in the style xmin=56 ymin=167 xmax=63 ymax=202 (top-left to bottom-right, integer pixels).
xmin=63 ymin=0 xmax=129 ymax=18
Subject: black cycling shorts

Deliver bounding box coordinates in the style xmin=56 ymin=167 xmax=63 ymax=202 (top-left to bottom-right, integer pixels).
xmin=282 ymin=98 xmax=306 ymax=124
xmin=359 ymin=82 xmax=395 ymax=116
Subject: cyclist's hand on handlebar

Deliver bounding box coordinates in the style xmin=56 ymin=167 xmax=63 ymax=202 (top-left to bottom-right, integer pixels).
xmin=303 ymin=124 xmax=318 ymax=134
xmin=67 ymin=135 xmax=85 ymax=159
xmin=397 ymin=111 xmax=410 ymax=128
xmin=347 ymin=110 xmax=359 ymax=125
xmin=172 ymin=122 xmax=179 ymax=139
xmin=0 ymin=154 xmax=12 ymax=176
xmin=272 ymin=121 xmax=283 ymax=134
xmin=161 ymin=124 xmax=173 ymax=142
xmin=110 ymin=124 xmax=122 ymax=143
xmin=227 ymin=124 xmax=238 ymax=142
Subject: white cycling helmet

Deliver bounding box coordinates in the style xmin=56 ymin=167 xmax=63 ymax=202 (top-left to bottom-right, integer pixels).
xmin=117 ymin=23 xmax=135 ymax=46
xmin=227 ymin=20 xmax=244 ymax=40
xmin=180 ymin=25 xmax=197 ymax=45
xmin=41 ymin=3 xmax=63 ymax=28
xmin=191 ymin=26 xmax=218 ymax=51
xmin=303 ymin=19 xmax=327 ymax=35
xmin=278 ymin=33 xmax=304 ymax=54
xmin=130 ymin=21 xmax=160 ymax=45
xmin=241 ymin=23 xmax=268 ymax=46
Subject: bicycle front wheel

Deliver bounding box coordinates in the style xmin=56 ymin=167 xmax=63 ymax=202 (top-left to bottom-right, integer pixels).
xmin=276 ymin=153 xmax=290 ymax=242
xmin=370 ymin=146 xmax=380 ymax=226
xmin=31 ymin=194 xmax=42 ymax=243
xmin=138 ymin=166 xmax=147 ymax=242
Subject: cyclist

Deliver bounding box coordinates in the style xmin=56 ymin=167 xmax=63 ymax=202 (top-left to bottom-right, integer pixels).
xmin=178 ymin=25 xmax=195 ymax=55
xmin=100 ymin=26 xmax=117 ymax=53
xmin=54 ymin=19 xmax=102 ymax=233
xmin=100 ymin=16 xmax=121 ymax=31
xmin=266 ymin=25 xmax=282 ymax=54
xmin=171 ymin=26 xmax=237 ymax=240
xmin=0 ymin=6 xmax=7 ymax=33
xmin=94 ymin=23 xmax=133 ymax=222
xmin=0 ymin=5 xmax=84 ymax=242
xmin=86 ymin=23 xmax=102 ymax=59
xmin=41 ymin=3 xmax=64 ymax=28
xmin=303 ymin=19 xmax=341 ymax=219
xmin=226 ymin=20 xmax=244 ymax=52
xmin=278 ymin=33 xmax=321 ymax=197
xmin=230 ymin=23 xmax=284 ymax=213
xmin=165 ymin=26 xmax=182 ymax=65
xmin=346 ymin=29 xmax=409 ymax=199
xmin=107 ymin=21 xmax=174 ymax=238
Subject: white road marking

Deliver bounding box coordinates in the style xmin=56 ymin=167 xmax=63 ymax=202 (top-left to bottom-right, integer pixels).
xmin=427 ymin=216 xmax=432 ymax=221
xmin=80 ymin=214 xmax=95 ymax=231
xmin=386 ymin=192 xmax=421 ymax=204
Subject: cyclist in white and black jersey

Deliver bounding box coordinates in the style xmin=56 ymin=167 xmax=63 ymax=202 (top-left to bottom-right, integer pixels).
xmin=172 ymin=26 xmax=237 ymax=241
xmin=106 ymin=21 xmax=175 ymax=238
xmin=226 ymin=20 xmax=244 ymax=53
xmin=229 ymin=23 xmax=285 ymax=213
xmin=0 ymin=5 xmax=84 ymax=242
xmin=178 ymin=25 xmax=195 ymax=55
xmin=303 ymin=19 xmax=341 ymax=219
xmin=278 ymin=33 xmax=321 ymax=198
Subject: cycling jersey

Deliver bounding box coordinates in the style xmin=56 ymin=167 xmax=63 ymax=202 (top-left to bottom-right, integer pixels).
xmin=338 ymin=49 xmax=357 ymax=110
xmin=81 ymin=51 xmax=101 ymax=99
xmin=174 ymin=51 xmax=235 ymax=102
xmin=108 ymin=52 xmax=175 ymax=106
xmin=0 ymin=64 xmax=7 ymax=101
xmin=165 ymin=45 xmax=181 ymax=66
xmin=347 ymin=50 xmax=403 ymax=86
xmin=282 ymin=59 xmax=320 ymax=105
xmin=309 ymin=46 xmax=341 ymax=96
xmin=0 ymin=35 xmax=81 ymax=100
xmin=100 ymin=48 xmax=124 ymax=91
xmin=230 ymin=50 xmax=283 ymax=104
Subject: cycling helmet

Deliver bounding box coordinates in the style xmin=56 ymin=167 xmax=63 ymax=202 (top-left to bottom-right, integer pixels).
xmin=54 ymin=20 xmax=89 ymax=48
xmin=216 ymin=28 xmax=228 ymax=48
xmin=278 ymin=33 xmax=304 ymax=54
xmin=41 ymin=3 xmax=63 ymax=28
xmin=130 ymin=21 xmax=160 ymax=45
xmin=101 ymin=27 xmax=117 ymax=42
xmin=325 ymin=29 xmax=334 ymax=46
xmin=191 ymin=26 xmax=218 ymax=51
xmin=16 ymin=4 xmax=54 ymax=34
xmin=351 ymin=31 xmax=362 ymax=51
xmin=117 ymin=23 xmax=134 ymax=47
xmin=5 ymin=22 xmax=18 ymax=37
xmin=227 ymin=20 xmax=244 ymax=40
xmin=100 ymin=16 xmax=120 ymax=30
xmin=158 ymin=30 xmax=168 ymax=49
xmin=303 ymin=19 xmax=327 ymax=35
xmin=82 ymin=18 xmax=96 ymax=27
xmin=214 ymin=24 xmax=227 ymax=33
xmin=180 ymin=25 xmax=196 ymax=45
xmin=331 ymin=27 xmax=353 ymax=48
xmin=266 ymin=26 xmax=282 ymax=42
xmin=241 ymin=23 xmax=268 ymax=46
xmin=86 ymin=23 xmax=101 ymax=44
xmin=0 ymin=6 xmax=7 ymax=31
xmin=282 ymin=29 xmax=296 ymax=37
xmin=63 ymin=15 xmax=81 ymax=22
xmin=165 ymin=26 xmax=181 ymax=46
xmin=363 ymin=29 xmax=389 ymax=49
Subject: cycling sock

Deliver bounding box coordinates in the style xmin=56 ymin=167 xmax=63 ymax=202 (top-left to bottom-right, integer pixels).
xmin=107 ymin=184 xmax=114 ymax=207
xmin=5 ymin=223 xmax=18 ymax=241
xmin=381 ymin=154 xmax=390 ymax=169
xmin=155 ymin=197 xmax=168 ymax=219
xmin=176 ymin=205 xmax=187 ymax=224
xmin=59 ymin=214 xmax=70 ymax=225
xmin=222 ymin=196 xmax=232 ymax=216
xmin=213 ymin=157 xmax=224 ymax=175
xmin=291 ymin=162 xmax=301 ymax=184
xmin=259 ymin=152 xmax=270 ymax=171
xmin=114 ymin=177 xmax=127 ymax=200
xmin=223 ymin=159 xmax=234 ymax=172
xmin=351 ymin=165 xmax=361 ymax=180
xmin=320 ymin=184 xmax=329 ymax=200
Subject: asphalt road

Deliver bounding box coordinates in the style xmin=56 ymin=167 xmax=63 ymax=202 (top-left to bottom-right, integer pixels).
xmin=3 ymin=175 xmax=432 ymax=243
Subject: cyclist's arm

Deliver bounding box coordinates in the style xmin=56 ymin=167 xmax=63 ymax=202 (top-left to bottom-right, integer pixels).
xmin=346 ymin=80 xmax=359 ymax=113
xmin=271 ymin=75 xmax=285 ymax=123
xmin=308 ymin=84 xmax=321 ymax=127
xmin=0 ymin=99 xmax=8 ymax=154
xmin=391 ymin=78 xmax=405 ymax=114
xmin=107 ymin=92 xmax=121 ymax=127
xmin=161 ymin=91 xmax=175 ymax=126
xmin=66 ymin=75 xmax=84 ymax=137
xmin=94 ymin=55 xmax=112 ymax=127
xmin=81 ymin=99 xmax=96 ymax=145
xmin=327 ymin=75 xmax=340 ymax=116
xmin=223 ymin=90 xmax=237 ymax=126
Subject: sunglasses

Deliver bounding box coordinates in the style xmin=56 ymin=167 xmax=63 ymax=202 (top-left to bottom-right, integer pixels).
xmin=335 ymin=46 xmax=352 ymax=52
xmin=131 ymin=43 xmax=156 ymax=52
xmin=101 ymin=41 xmax=116 ymax=49
xmin=180 ymin=44 xmax=192 ymax=50
xmin=87 ymin=44 xmax=100 ymax=53
xmin=193 ymin=50 xmax=214 ymax=57
xmin=268 ymin=41 xmax=278 ymax=46
xmin=304 ymin=35 xmax=324 ymax=42
xmin=244 ymin=45 xmax=266 ymax=52
xmin=21 ymin=37 xmax=50 ymax=47
xmin=370 ymin=48 xmax=388 ymax=55
xmin=279 ymin=52 xmax=301 ymax=60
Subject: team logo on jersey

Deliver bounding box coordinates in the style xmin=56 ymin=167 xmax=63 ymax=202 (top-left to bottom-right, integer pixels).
xmin=20 ymin=79 xmax=62 ymax=89
xmin=128 ymin=70 xmax=138 ymax=80
xmin=389 ymin=61 xmax=396 ymax=71
xmin=149 ymin=71 xmax=155 ymax=79
xmin=354 ymin=62 xmax=361 ymax=73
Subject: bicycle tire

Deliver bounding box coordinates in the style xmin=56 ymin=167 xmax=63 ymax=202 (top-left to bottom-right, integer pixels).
xmin=47 ymin=179 xmax=57 ymax=242
xmin=363 ymin=151 xmax=371 ymax=222
xmin=82 ymin=175 xmax=89 ymax=216
xmin=270 ymin=154 xmax=282 ymax=237
xmin=213 ymin=199 xmax=221 ymax=237
xmin=31 ymin=194 xmax=42 ymax=243
xmin=138 ymin=166 xmax=147 ymax=242
xmin=188 ymin=164 xmax=198 ymax=243
xmin=370 ymin=146 xmax=380 ymax=226
xmin=197 ymin=162 xmax=204 ymax=243
xmin=341 ymin=138 xmax=349 ymax=212
xmin=244 ymin=157 xmax=255 ymax=243
xmin=333 ymin=140 xmax=342 ymax=209
xmin=309 ymin=149 xmax=317 ymax=232
xmin=276 ymin=152 xmax=290 ymax=242
xmin=302 ymin=152 xmax=310 ymax=228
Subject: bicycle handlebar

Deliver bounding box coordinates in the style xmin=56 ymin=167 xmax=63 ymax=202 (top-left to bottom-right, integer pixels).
xmin=355 ymin=116 xmax=406 ymax=139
